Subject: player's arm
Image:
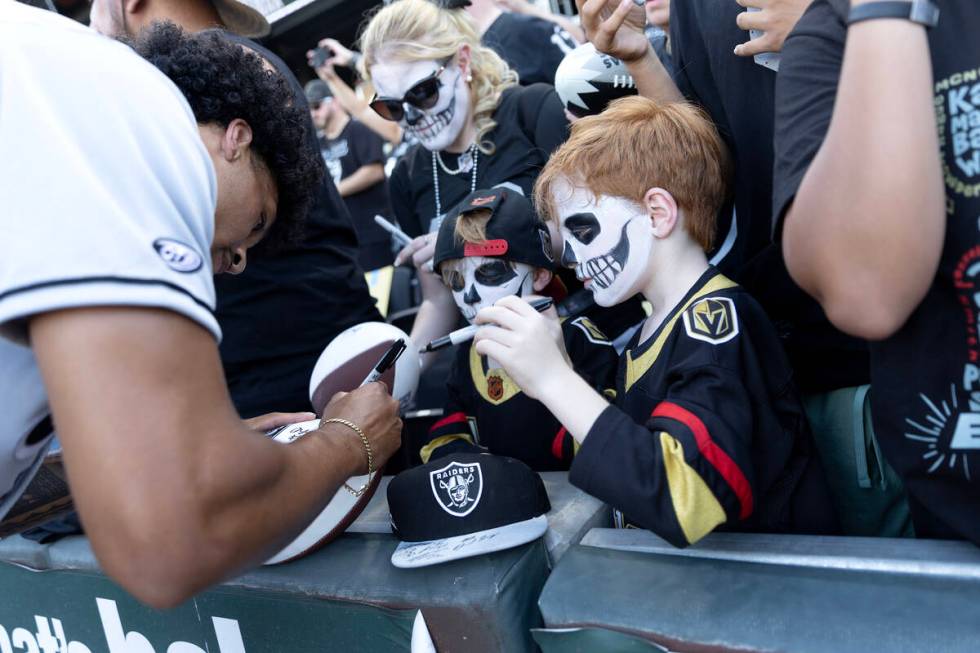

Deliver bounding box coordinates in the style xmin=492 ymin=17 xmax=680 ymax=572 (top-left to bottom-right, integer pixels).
xmin=780 ymin=0 xmax=944 ymax=339
xmin=337 ymin=163 xmax=385 ymax=197
xmin=30 ymin=306 xmax=400 ymax=609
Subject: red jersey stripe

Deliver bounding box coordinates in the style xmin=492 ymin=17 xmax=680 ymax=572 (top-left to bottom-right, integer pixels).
xmin=552 ymin=426 xmax=569 ymax=460
xmin=651 ymin=402 xmax=754 ymax=520
xmin=430 ymin=411 xmax=468 ymax=433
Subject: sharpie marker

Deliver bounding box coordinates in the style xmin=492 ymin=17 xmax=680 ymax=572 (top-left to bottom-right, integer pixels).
xmin=361 ymin=338 xmax=408 ymax=386
xmin=422 ymin=298 xmax=554 ymax=353
xmin=373 ymin=215 xmax=413 ymax=248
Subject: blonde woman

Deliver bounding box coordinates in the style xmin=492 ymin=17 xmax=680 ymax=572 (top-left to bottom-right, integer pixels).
xmin=359 ymin=0 xmax=570 ymax=356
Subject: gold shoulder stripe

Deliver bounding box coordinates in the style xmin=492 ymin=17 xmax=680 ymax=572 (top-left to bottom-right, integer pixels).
xmin=470 ymin=344 xmax=523 ymax=404
xmin=571 ymin=316 xmax=612 ymax=346
xmin=625 ymin=274 xmax=737 ymax=392
xmin=420 ymin=433 xmax=474 ymax=464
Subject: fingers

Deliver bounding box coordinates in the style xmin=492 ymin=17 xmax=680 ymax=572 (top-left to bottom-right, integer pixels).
xmin=735 ymin=9 xmax=767 ymax=31
xmin=244 ymin=411 xmax=316 ymax=431
xmin=473 ymin=304 xmax=530 ymax=331
xmin=496 ymin=294 xmax=543 ymax=317
xmin=474 ymin=337 xmax=510 ymax=363
xmin=734 ymin=33 xmax=774 ymax=56
xmin=595 ymin=0 xmax=635 ymax=49
xmin=394 ymin=235 xmax=429 ymax=266
xmin=472 ymin=324 xmax=518 ymax=348
xmin=411 ymin=238 xmax=436 ymax=269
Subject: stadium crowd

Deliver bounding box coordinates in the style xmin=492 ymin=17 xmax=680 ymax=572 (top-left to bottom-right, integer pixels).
xmin=1 ymin=0 xmax=976 ymax=609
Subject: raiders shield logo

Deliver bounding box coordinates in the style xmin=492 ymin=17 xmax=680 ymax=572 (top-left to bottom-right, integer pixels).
xmin=430 ymin=461 xmax=484 ymax=517
xmin=488 ymin=375 xmax=504 ymax=400
xmin=683 ymin=296 xmax=739 ymax=345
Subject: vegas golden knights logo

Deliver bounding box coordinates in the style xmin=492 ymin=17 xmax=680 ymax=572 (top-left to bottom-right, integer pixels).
xmin=487 ymin=375 xmax=504 ymax=400
xmin=683 ymin=296 xmax=739 ymax=345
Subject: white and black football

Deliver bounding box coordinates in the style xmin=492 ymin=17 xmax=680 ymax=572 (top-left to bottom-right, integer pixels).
xmin=554 ymin=42 xmax=637 ymax=118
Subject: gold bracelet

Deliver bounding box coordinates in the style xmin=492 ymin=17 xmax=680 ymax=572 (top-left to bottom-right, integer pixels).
xmin=323 ymin=418 xmax=373 ymax=497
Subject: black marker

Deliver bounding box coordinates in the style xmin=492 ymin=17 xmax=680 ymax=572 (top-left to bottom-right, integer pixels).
xmin=422 ymin=298 xmax=554 ymax=353
xmin=361 ymin=338 xmax=408 ymax=386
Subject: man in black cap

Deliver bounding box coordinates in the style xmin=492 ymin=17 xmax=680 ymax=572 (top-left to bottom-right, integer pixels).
xmin=421 ymin=189 xmax=617 ymax=470
xmin=306 ymin=80 xmax=395 ymax=272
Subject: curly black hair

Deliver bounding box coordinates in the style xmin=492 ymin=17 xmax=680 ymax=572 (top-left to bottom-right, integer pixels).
xmin=131 ymin=22 xmax=324 ymax=248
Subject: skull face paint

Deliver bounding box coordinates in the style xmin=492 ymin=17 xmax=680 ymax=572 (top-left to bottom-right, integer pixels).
xmin=555 ymin=185 xmax=653 ymax=307
xmin=370 ymin=58 xmax=471 ymax=152
xmin=445 ymin=256 xmax=534 ymax=323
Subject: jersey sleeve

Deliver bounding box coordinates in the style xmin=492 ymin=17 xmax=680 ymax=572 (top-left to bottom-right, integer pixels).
xmin=420 ymin=352 xmax=479 ymax=463
xmin=771 ymin=0 xmax=847 ymax=239
xmin=0 ymin=26 xmax=219 ymax=343
xmin=569 ymin=363 xmax=756 ymax=547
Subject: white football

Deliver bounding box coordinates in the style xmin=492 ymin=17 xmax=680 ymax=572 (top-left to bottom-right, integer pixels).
xmin=264 ymin=419 xmax=382 ymax=565
xmin=308 ymin=322 xmax=420 ymax=415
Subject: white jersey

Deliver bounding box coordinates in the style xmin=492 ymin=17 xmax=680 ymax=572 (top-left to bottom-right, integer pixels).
xmin=0 ymin=1 xmax=219 ymax=519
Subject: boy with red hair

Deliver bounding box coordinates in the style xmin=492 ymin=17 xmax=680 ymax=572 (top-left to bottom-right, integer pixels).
xmin=475 ymin=97 xmax=837 ymax=545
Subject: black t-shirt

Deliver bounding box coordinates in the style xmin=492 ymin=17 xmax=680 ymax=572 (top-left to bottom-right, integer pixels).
xmin=773 ymin=0 xmax=980 ymax=544
xmin=320 ymin=118 xmax=392 ymax=247
xmin=669 ymin=0 xmax=869 ymax=393
xmin=482 ymin=12 xmax=578 ymax=86
xmin=214 ymin=35 xmax=381 ymax=418
xmin=389 ymin=83 xmax=569 ymax=238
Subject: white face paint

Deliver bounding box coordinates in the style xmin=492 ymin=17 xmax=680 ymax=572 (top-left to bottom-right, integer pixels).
xmin=554 ymin=183 xmax=653 ymax=307
xmin=445 ymin=257 xmax=534 ymax=323
xmin=370 ymin=58 xmax=471 ymax=152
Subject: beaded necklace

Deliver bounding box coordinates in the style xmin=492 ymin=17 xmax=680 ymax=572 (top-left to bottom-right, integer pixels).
xmin=431 ymin=143 xmax=479 ymax=220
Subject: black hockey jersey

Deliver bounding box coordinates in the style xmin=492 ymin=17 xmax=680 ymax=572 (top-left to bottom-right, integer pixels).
xmin=569 ymin=267 xmax=838 ymax=546
xmin=423 ymin=316 xmax=618 ymax=471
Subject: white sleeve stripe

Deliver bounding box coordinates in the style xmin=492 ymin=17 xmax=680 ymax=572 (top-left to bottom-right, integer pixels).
xmin=0 ymin=276 xmax=213 ymax=315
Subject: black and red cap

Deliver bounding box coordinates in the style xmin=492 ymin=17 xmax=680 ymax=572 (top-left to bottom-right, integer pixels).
xmin=432 ymin=188 xmax=555 ymax=273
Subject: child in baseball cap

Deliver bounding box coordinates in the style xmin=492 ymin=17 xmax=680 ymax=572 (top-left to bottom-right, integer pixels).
xmin=421 ymin=188 xmax=617 ymax=471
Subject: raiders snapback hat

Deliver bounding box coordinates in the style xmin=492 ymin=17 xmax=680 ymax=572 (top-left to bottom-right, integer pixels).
xmin=388 ymin=453 xmax=551 ymax=568
xmin=432 ymin=188 xmax=555 ymax=274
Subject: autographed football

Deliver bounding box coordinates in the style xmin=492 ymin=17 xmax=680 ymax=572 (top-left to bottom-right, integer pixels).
xmin=264 ymin=323 xmax=420 ymax=564
xmin=263 ymin=419 xmax=384 ymax=565
xmin=308 ymin=322 xmax=420 ymax=415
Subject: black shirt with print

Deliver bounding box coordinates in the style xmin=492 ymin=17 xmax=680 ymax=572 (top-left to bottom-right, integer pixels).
xmin=320 ymin=119 xmax=394 ymax=271
xmin=669 ymin=0 xmax=869 ymax=393
xmin=482 ymin=12 xmax=578 ymax=86
xmin=773 ymin=0 xmax=980 ymax=543
xmin=388 ymin=83 xmax=569 ymax=239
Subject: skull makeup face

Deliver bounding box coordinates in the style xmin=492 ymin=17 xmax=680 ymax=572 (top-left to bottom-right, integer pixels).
xmin=445 ymin=256 xmax=534 ymax=323
xmin=554 ymin=184 xmax=653 ymax=307
xmin=370 ymin=57 xmax=471 ymax=153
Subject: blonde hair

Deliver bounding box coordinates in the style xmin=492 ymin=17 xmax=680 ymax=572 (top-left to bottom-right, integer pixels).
xmin=358 ymin=0 xmax=518 ymax=154
xmin=439 ymin=208 xmax=492 ymax=286
xmin=534 ymin=97 xmax=730 ymax=252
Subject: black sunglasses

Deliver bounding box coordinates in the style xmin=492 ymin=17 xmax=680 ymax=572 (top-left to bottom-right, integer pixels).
xmin=369 ymin=61 xmax=451 ymax=122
